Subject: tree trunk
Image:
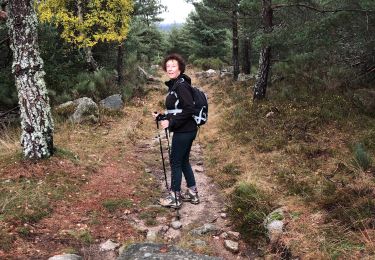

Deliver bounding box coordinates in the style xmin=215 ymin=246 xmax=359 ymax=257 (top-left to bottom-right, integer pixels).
xmin=7 ymin=0 xmax=54 ymax=159
xmin=77 ymin=0 xmax=98 ymax=71
xmin=232 ymin=0 xmax=240 ymax=81
xmin=253 ymin=0 xmax=273 ymax=100
xmin=242 ymin=37 xmax=251 ymax=74
xmin=117 ymin=42 xmax=124 ymax=86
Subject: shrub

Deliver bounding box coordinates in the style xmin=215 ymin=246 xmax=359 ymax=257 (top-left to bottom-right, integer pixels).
xmin=353 ymin=143 xmax=373 ymax=171
xmin=228 ymin=182 xmax=273 ymax=240
xmin=74 ymin=69 xmax=119 ymax=102
xmin=192 ymin=58 xmax=225 ymax=70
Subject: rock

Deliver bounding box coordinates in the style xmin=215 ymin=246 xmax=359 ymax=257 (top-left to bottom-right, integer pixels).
xmin=224 ymin=240 xmax=239 ymax=254
xmin=48 ymin=254 xmax=82 ymax=260
xmin=100 ymin=239 xmax=119 ymax=251
xmin=264 ymin=207 xmax=286 ymax=243
xmin=171 ymin=220 xmax=182 ymax=230
xmin=238 ymin=73 xmax=254 ymax=82
xmin=99 ymin=94 xmax=123 ymax=110
xmin=266 ymin=111 xmax=275 ymax=118
xmin=193 ymin=165 xmax=204 ymax=173
xmin=164 ymin=228 xmax=181 ymax=241
xmin=206 ymin=69 xmax=217 ymax=77
xmin=58 ymin=97 xmax=99 ymax=124
xmin=146 ymin=230 xmax=158 ymax=242
xmin=220 ymin=213 xmax=227 ymax=219
xmin=220 ymin=232 xmax=228 ymax=239
xmin=220 ymin=72 xmax=232 ymax=79
xmin=144 ymin=252 xmax=152 ymax=258
xmin=190 ymin=223 xmax=220 ymax=236
xmin=118 ymin=243 xmax=222 ymax=259
xmin=353 ymin=89 xmax=375 ymax=115
xmin=227 ymin=231 xmax=240 ymax=241
xmin=145 ymin=168 xmax=152 ymax=173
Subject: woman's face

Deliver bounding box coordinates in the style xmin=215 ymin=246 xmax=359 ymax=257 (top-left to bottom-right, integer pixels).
xmin=165 ymin=59 xmax=181 ymax=79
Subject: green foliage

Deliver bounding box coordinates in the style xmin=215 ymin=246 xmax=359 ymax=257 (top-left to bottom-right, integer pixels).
xmin=229 ymin=182 xmax=273 ymax=240
xmin=192 ymin=58 xmax=225 ymax=70
xmin=353 ymin=143 xmax=373 ymax=171
xmin=74 ymin=69 xmax=119 ymax=101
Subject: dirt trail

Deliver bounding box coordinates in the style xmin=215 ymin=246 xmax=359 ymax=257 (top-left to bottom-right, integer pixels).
xmin=0 ymin=72 xmax=253 ymax=259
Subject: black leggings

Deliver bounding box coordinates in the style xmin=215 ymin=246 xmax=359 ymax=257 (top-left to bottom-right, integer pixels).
xmin=170 ymin=130 xmax=197 ymax=192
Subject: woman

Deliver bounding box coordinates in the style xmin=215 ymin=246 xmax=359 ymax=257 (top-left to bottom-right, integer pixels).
xmin=153 ymin=53 xmax=199 ymax=208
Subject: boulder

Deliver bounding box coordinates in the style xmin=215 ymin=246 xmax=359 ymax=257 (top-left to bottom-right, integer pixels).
xmin=353 ymin=89 xmax=375 ymax=115
xmin=220 ymin=72 xmax=232 ymax=79
xmin=56 ymin=97 xmax=99 ymax=124
xmin=99 ymin=94 xmax=123 ymax=110
xmin=71 ymin=97 xmax=99 ymax=123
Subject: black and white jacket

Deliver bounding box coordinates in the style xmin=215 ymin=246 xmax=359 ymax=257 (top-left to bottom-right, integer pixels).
xmin=165 ymin=74 xmax=197 ymax=133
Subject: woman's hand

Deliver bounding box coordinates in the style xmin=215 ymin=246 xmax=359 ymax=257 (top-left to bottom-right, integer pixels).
xmin=161 ymin=120 xmax=169 ymax=129
xmin=152 ymin=111 xmax=159 ymax=119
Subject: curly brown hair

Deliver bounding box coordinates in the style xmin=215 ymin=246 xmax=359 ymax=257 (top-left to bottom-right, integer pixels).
xmin=162 ymin=53 xmax=186 ymax=74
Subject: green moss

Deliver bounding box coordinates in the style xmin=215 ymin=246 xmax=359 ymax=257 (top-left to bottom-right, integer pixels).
xmin=102 ymin=198 xmax=133 ymax=213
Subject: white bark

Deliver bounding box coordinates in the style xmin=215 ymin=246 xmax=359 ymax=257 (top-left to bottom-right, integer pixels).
xmin=7 ymin=0 xmax=54 ymax=159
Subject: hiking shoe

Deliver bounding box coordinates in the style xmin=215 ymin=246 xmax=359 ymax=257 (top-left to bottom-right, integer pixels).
xmin=158 ymin=193 xmax=182 ymax=209
xmin=181 ymin=189 xmax=200 ymax=204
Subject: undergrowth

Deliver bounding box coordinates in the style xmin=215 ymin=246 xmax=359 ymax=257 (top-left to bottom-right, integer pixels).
xmin=204 ymin=77 xmax=375 ymax=258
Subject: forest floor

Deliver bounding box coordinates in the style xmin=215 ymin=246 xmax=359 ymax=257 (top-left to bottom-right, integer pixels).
xmin=0 ymin=70 xmax=252 ymax=259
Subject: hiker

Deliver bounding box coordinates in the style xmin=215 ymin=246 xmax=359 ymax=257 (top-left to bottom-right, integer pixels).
xmin=153 ymin=53 xmax=199 ymax=208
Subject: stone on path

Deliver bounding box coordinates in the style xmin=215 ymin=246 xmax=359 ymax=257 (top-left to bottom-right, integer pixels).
xmin=171 ymin=220 xmax=182 ymax=230
xmin=48 ymin=254 xmax=82 ymax=260
xmin=100 ymin=239 xmax=120 ymax=251
xmin=99 ymin=94 xmax=123 ymax=110
xmin=118 ymin=243 xmax=223 ymax=260
xmin=146 ymin=230 xmax=158 ymax=242
xmin=190 ymin=223 xmax=220 ymax=236
xmin=227 ymin=231 xmax=240 ymax=241
xmin=224 ymin=240 xmax=239 ymax=254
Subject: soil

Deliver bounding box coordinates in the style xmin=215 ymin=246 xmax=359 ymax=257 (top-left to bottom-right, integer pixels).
xmin=0 ymin=71 xmax=253 ymax=259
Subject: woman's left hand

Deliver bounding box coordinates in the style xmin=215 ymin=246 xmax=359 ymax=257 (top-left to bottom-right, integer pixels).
xmin=161 ymin=120 xmax=169 ymax=129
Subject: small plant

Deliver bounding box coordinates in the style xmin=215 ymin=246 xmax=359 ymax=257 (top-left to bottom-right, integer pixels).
xmin=229 ymin=182 xmax=273 ymax=240
xmin=67 ymin=229 xmax=93 ymax=244
xmin=102 ymin=198 xmax=132 ymax=213
xmin=353 ymin=143 xmax=373 ymax=171
xmin=0 ymin=229 xmax=15 ymax=252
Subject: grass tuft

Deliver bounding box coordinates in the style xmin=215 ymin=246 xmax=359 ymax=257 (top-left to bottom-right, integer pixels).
xmin=102 ymin=198 xmax=133 ymax=213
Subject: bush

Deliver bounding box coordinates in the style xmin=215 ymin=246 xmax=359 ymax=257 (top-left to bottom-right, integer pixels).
xmin=228 ymin=182 xmax=273 ymax=240
xmin=192 ymin=58 xmax=225 ymax=70
xmin=74 ymin=69 xmax=120 ymax=102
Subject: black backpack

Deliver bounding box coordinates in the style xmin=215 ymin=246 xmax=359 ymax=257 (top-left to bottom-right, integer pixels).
xmin=190 ymin=86 xmax=208 ymax=126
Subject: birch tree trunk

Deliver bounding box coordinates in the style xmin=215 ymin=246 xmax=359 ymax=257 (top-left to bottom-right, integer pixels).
xmin=253 ymin=0 xmax=273 ymax=100
xmin=232 ymin=0 xmax=240 ymax=81
xmin=7 ymin=0 xmax=54 ymax=159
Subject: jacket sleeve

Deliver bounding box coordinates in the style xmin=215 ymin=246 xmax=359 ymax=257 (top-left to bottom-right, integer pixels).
xmin=168 ymin=82 xmax=195 ymax=131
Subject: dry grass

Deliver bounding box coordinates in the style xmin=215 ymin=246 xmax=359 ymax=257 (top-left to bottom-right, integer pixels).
xmin=199 ymin=76 xmax=375 ymax=258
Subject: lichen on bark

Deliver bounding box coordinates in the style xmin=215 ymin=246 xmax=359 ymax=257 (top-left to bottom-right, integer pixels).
xmin=7 ymin=0 xmax=54 ymax=159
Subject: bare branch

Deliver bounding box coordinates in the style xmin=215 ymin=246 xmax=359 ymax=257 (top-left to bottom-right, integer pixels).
xmin=272 ymin=3 xmax=375 ymax=13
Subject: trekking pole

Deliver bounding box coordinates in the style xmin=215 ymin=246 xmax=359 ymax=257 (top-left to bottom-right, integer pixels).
xmin=165 ymin=128 xmax=180 ymax=220
xmin=156 ymin=119 xmax=169 ymax=190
